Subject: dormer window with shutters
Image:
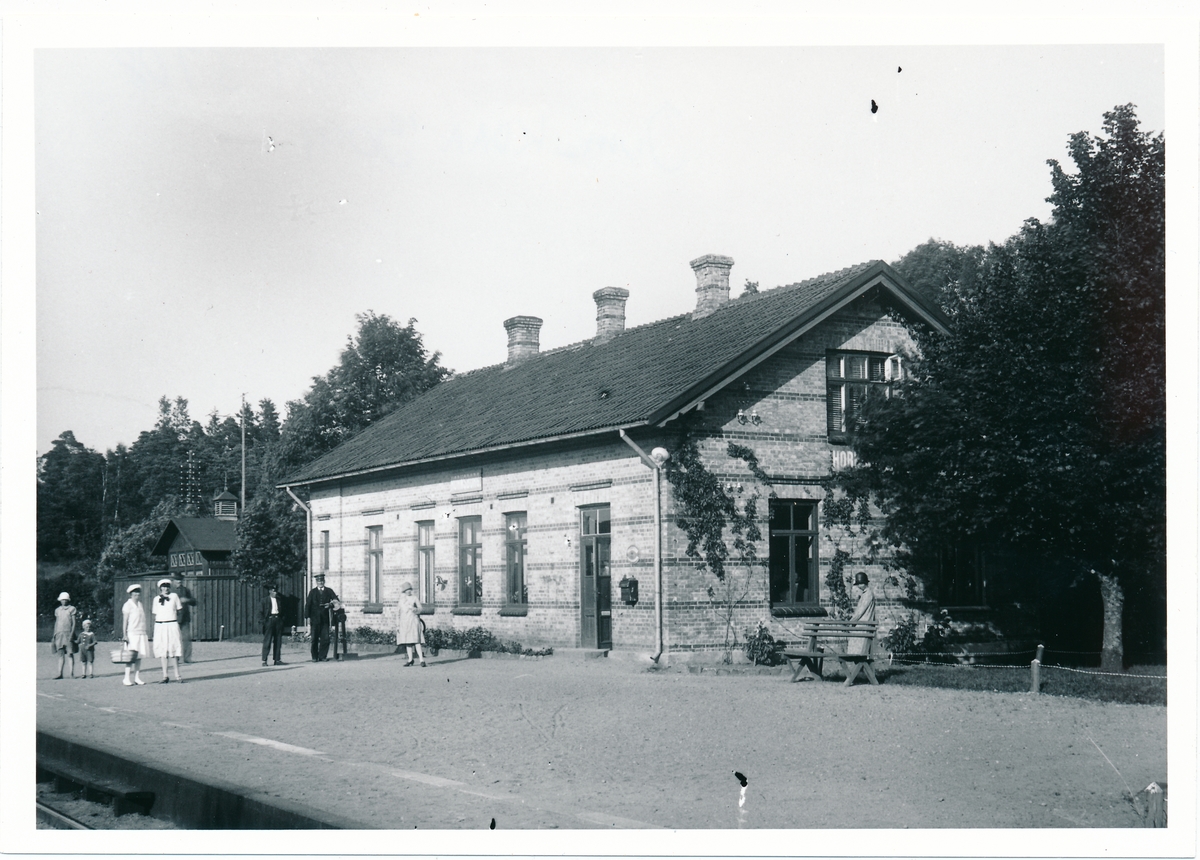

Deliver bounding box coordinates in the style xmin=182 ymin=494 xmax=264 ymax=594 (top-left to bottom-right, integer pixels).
xmin=826 ymin=351 xmax=901 ymax=443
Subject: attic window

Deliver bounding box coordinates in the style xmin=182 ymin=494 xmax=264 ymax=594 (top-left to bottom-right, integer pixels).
xmin=826 ymin=351 xmax=897 ymax=443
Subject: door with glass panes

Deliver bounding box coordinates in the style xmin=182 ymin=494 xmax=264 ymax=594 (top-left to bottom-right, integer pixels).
xmin=579 ymin=506 xmax=612 ymax=648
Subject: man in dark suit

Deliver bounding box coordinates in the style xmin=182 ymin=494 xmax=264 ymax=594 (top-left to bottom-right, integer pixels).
xmin=260 ymin=583 xmax=286 ymax=666
xmin=304 ymin=574 xmax=338 ymax=662
xmin=172 ymin=578 xmax=197 ymax=663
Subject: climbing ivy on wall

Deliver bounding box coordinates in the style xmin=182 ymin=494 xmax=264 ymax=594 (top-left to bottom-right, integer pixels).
xmin=819 ymin=471 xmax=874 ymax=618
xmin=663 ymin=435 xmax=771 ymax=662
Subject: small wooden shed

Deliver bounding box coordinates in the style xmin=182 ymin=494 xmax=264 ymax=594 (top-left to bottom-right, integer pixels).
xmin=133 ymin=513 xmax=300 ymax=639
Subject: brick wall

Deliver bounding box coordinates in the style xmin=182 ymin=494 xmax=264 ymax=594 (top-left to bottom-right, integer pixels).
xmin=306 ymin=294 xmax=929 ymax=657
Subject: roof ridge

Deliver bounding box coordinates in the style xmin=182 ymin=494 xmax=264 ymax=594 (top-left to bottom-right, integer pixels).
xmin=453 ymin=262 xmax=883 ymax=368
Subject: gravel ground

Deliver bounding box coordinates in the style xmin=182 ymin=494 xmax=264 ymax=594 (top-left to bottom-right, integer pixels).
xmin=35 ymin=640 xmax=1166 ymax=832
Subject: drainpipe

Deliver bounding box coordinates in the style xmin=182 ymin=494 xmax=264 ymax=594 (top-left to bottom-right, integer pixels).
xmin=284 ymin=486 xmax=312 ymax=625
xmin=619 ymin=430 xmax=666 ymax=664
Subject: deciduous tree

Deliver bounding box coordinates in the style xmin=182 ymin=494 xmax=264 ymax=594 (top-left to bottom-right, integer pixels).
xmin=841 ymin=105 xmax=1164 ymax=669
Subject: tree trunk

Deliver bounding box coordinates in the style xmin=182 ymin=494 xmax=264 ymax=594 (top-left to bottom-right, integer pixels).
xmin=1095 ymin=569 xmax=1124 ymax=672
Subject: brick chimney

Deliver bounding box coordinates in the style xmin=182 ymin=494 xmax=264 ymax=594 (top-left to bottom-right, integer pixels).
xmin=503 ymin=315 xmax=543 ymax=364
xmin=593 ymin=287 xmax=630 ymax=343
xmin=690 ymin=254 xmax=734 ymax=318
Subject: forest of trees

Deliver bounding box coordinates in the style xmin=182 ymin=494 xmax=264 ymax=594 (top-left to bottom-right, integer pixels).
xmin=37 ymin=312 xmax=450 ymax=626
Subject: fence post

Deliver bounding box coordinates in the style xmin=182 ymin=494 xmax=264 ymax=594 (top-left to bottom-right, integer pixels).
xmin=1030 ymin=644 xmax=1044 ymax=693
xmin=1145 ymin=782 xmax=1166 ymax=827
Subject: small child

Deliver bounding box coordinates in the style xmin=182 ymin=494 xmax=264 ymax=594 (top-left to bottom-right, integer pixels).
xmin=78 ymin=620 xmax=97 ymax=679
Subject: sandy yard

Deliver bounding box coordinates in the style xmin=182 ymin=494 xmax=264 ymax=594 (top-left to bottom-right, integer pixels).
xmin=35 ymin=640 xmax=1166 ymax=832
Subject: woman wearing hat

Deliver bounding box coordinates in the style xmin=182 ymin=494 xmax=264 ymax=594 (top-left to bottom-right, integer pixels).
xmin=121 ymin=584 xmax=149 ymax=686
xmin=396 ymin=582 xmax=426 ymax=667
xmin=847 ymin=572 xmax=877 ymax=656
xmin=152 ymin=579 xmax=184 ymax=683
xmin=51 ymin=592 xmax=78 ymax=679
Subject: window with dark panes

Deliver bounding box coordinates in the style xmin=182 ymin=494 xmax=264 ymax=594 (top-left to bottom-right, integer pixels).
xmin=937 ymin=544 xmax=987 ymax=607
xmin=827 ymin=351 xmax=899 ymax=441
xmin=417 ymin=521 xmax=435 ymax=604
xmin=768 ymin=500 xmax=819 ymax=609
xmin=366 ymin=526 xmax=383 ymax=603
xmin=458 ymin=516 xmax=482 ymax=605
xmin=320 ymin=530 xmax=330 ymax=571
xmin=505 ymin=513 xmax=528 ymax=605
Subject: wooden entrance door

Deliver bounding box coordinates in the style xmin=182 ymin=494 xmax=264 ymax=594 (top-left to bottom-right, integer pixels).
xmin=579 ymin=506 xmax=612 ymax=649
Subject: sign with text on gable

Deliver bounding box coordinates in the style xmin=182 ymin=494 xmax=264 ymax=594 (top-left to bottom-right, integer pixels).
xmin=831 ymin=449 xmax=857 ymax=471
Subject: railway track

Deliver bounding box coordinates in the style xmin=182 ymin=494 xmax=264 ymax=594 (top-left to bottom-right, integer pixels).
xmin=36 ymin=754 xmax=179 ymax=831
xmin=36 ymin=798 xmax=94 ymax=830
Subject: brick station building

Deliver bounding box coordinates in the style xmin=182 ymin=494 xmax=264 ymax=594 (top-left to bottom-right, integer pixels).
xmin=280 ymin=254 xmax=950 ymax=660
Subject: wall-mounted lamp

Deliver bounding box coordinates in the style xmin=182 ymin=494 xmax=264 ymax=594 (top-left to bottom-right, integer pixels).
xmin=435 ymin=575 xmax=448 ymax=591
xmin=736 ymin=409 xmax=761 ymax=426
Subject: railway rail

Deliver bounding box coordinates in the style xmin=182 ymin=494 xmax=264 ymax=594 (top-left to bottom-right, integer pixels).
xmin=35 ymin=798 xmax=94 ymax=830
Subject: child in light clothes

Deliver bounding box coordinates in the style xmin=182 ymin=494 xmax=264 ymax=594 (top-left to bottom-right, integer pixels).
xmin=78 ymin=620 xmax=97 ymax=679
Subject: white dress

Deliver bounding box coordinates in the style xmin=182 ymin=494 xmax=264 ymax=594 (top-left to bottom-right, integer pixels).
xmin=152 ymin=593 xmax=184 ymax=658
xmin=123 ymin=598 xmax=150 ymax=657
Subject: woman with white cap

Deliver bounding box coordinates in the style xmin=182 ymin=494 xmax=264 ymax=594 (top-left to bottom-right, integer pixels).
xmin=396 ymin=582 xmax=426 ymax=667
xmin=152 ymin=578 xmax=184 ymax=683
xmin=121 ymin=584 xmax=149 ymax=686
xmin=51 ymin=592 xmax=78 ymax=679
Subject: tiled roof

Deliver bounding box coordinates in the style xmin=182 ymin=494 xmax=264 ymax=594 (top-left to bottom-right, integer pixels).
xmin=150 ymin=517 xmax=239 ymax=556
xmin=282 ymin=260 xmax=946 ymax=486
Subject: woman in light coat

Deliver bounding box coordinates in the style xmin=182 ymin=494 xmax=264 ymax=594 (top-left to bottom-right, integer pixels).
xmin=846 ymin=572 xmax=877 ymax=656
xmin=51 ymin=592 xmax=78 ymax=679
xmin=121 ymin=584 xmax=149 ymax=686
xmin=396 ymin=583 xmax=426 ymax=667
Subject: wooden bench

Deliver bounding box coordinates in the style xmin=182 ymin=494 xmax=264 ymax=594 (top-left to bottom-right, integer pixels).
xmin=783 ymin=620 xmax=879 ymax=687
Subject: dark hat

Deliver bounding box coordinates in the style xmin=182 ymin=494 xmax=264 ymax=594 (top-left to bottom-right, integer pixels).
xmin=266 ymin=583 xmax=278 ymax=591
xmin=853 ymin=572 xmax=869 ymax=586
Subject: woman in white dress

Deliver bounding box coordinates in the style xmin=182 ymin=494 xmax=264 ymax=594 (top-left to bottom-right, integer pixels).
xmin=121 ymin=584 xmax=149 ymax=686
xmin=152 ymin=579 xmax=184 ymax=683
xmin=396 ymin=583 xmax=426 ymax=667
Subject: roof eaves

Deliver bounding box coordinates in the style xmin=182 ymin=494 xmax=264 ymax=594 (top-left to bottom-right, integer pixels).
xmin=278 ymin=419 xmax=654 ymax=489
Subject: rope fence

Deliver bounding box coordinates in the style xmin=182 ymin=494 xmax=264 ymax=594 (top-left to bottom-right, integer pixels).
xmin=1042 ymin=664 xmax=1167 ymax=680
xmin=883 ymin=644 xmax=1167 ymax=691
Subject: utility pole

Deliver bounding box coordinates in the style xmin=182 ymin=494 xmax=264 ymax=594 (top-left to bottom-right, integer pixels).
xmin=241 ymin=393 xmax=247 ymax=513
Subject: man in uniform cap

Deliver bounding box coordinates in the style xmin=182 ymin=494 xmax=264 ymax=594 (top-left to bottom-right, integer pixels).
xmin=304 ymin=574 xmax=338 ymax=662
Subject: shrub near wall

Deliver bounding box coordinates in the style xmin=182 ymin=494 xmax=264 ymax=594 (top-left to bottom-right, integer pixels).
xmin=347 ymin=625 xmax=553 ymax=657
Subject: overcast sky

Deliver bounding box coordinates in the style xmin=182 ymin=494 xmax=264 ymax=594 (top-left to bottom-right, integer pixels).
xmin=34 ymin=44 xmax=1164 ymax=455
